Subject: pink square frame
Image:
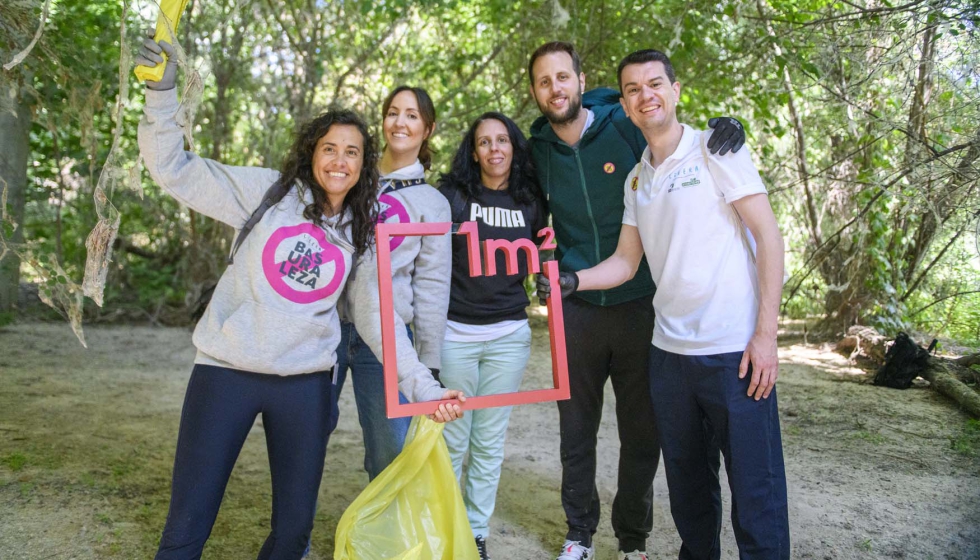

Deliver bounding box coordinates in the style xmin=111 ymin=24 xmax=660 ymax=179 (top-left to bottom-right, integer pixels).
xmin=375 ymin=221 xmax=570 ymax=418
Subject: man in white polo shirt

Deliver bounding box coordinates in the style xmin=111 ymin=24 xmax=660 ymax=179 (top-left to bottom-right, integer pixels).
xmin=538 ymin=49 xmax=789 ymax=559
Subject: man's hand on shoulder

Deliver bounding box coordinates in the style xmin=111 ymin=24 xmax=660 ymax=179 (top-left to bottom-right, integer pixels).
xmin=740 ymin=331 xmax=778 ymax=400
xmin=707 ymin=117 xmax=746 ymax=155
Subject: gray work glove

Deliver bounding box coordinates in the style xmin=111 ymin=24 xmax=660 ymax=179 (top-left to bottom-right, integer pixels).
xmin=136 ymin=30 xmax=178 ymax=91
xmin=536 ymin=270 xmax=579 ymax=303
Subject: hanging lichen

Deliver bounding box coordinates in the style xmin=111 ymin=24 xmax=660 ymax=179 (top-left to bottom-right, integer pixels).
xmin=80 ymin=1 xmax=134 ymax=314
xmin=81 ymin=188 xmax=121 ymax=308
xmin=33 ymin=253 xmax=87 ymax=347
xmin=1 ymin=179 xmax=87 ymax=346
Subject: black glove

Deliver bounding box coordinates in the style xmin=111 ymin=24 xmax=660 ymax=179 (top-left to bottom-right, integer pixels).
xmin=136 ymin=29 xmax=178 ymax=91
xmin=536 ymin=271 xmax=579 ymax=303
xmin=706 ymin=117 xmax=745 ymax=155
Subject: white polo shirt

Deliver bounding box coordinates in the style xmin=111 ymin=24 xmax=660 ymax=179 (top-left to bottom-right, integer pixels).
xmin=622 ymin=124 xmax=768 ymax=355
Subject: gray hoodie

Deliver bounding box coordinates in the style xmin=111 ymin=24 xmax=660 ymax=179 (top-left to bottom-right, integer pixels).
xmin=344 ymin=162 xmax=451 ymax=395
xmin=138 ymin=89 xmax=445 ymax=402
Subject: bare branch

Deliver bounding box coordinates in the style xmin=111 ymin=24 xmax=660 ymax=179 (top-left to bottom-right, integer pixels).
xmin=438 ymin=41 xmax=509 ymax=105
xmin=910 ymin=290 xmax=980 ymax=316
xmin=783 ymin=140 xmax=978 ymax=306
xmin=2 ymin=0 xmax=51 ymax=71
xmin=900 ymin=223 xmax=968 ymax=301
xmin=331 ymin=20 xmax=401 ymax=105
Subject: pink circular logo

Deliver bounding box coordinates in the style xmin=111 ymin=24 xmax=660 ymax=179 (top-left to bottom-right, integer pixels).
xmin=378 ymin=193 xmax=411 ymax=251
xmin=261 ymin=223 xmax=346 ymax=304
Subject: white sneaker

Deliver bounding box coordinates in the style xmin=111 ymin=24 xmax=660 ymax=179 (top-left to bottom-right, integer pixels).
xmin=556 ymin=540 xmax=595 ymax=560
xmin=622 ymin=551 xmax=649 ymax=560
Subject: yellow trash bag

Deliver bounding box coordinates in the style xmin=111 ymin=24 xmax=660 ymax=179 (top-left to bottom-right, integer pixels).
xmin=134 ymin=0 xmax=190 ymax=82
xmin=334 ymin=416 xmax=479 ymax=560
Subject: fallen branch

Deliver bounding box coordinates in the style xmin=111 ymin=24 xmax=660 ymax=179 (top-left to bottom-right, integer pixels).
xmin=869 ymin=331 xmax=980 ymax=418
xmin=919 ymin=359 xmax=980 ymax=418
xmin=954 ymin=353 xmax=980 ymax=369
xmin=836 ymin=325 xmax=888 ymax=364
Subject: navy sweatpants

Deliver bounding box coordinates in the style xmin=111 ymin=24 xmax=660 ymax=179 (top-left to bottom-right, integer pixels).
xmin=648 ymin=347 xmax=790 ymax=560
xmin=155 ymin=364 xmax=336 ymax=560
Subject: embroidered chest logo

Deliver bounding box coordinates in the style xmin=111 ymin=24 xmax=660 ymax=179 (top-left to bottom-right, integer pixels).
xmin=262 ymin=223 xmax=346 ymax=304
xmin=603 ymin=162 xmax=615 ymax=174
xmin=377 ymin=193 xmax=411 ymax=250
xmin=630 ymin=177 xmax=639 ymax=191
xmin=667 ymin=165 xmax=702 ymax=193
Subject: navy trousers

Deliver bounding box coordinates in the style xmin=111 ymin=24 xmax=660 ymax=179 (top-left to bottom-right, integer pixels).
xmin=648 ymin=347 xmax=790 ymax=560
xmin=155 ymin=364 xmax=336 ymax=560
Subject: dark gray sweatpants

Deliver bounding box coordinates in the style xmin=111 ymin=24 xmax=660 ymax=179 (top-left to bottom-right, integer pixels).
xmin=558 ymin=295 xmax=660 ymax=552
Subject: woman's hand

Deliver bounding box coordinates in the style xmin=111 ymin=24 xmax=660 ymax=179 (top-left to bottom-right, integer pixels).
xmin=427 ymin=389 xmax=466 ymax=423
xmin=136 ymin=29 xmax=178 ymax=91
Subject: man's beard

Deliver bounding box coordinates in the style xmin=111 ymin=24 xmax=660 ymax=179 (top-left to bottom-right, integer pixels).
xmin=539 ymin=89 xmax=583 ymax=126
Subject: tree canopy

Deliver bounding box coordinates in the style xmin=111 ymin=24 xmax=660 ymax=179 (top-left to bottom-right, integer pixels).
xmin=1 ymin=0 xmax=978 ymax=345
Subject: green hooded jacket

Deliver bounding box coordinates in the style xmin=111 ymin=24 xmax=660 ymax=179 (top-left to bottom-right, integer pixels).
xmin=529 ymin=87 xmax=655 ymax=307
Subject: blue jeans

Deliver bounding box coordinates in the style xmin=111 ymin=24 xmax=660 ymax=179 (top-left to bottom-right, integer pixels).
xmin=333 ymin=320 xmax=412 ymax=480
xmin=440 ymin=323 xmax=532 ymax=538
xmin=156 ymin=364 xmax=335 ymax=560
xmin=648 ymin=346 xmax=790 ymax=560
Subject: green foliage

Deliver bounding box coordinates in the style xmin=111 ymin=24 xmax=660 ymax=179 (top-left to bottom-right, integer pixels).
xmin=3 ymin=0 xmax=978 ymax=341
xmin=2 ymin=452 xmax=28 ymax=472
xmin=0 ymin=310 xmax=15 ymax=327
xmin=949 ymin=419 xmax=980 ymax=457
xmin=851 ymin=430 xmax=886 ymax=446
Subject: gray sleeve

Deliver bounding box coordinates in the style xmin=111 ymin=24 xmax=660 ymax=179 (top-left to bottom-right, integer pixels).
xmin=410 ymin=194 xmax=452 ymax=370
xmin=350 ymin=251 xmax=446 ymax=403
xmin=138 ymin=88 xmax=281 ymax=229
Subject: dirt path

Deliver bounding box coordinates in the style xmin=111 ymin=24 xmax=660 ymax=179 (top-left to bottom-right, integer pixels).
xmin=1 ymin=321 xmax=978 ymax=559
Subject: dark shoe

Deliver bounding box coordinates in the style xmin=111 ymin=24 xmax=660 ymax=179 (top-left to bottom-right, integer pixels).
xmin=475 ymin=535 xmax=491 ymax=560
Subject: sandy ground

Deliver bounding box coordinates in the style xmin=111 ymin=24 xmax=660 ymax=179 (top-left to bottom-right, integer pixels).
xmin=1 ymin=320 xmax=979 ymax=560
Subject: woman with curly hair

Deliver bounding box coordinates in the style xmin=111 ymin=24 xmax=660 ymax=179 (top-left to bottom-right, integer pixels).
xmin=437 ymin=112 xmax=547 ymax=560
xmin=135 ymin=35 xmax=461 ymax=560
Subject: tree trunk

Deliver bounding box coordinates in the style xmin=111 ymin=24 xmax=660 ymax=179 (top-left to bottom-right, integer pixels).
xmin=920 ymin=357 xmax=980 ymax=419
xmin=0 ymin=82 xmax=32 ymax=313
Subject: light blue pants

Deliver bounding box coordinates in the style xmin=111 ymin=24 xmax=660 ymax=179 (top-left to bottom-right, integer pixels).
xmin=440 ymin=323 xmax=532 ymax=538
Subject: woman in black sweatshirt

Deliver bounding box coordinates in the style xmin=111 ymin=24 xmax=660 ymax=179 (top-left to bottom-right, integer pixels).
xmin=437 ymin=112 xmax=547 ymax=560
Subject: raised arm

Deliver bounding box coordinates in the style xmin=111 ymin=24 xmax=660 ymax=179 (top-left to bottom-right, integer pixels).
xmin=136 ymin=35 xmax=279 ymax=229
